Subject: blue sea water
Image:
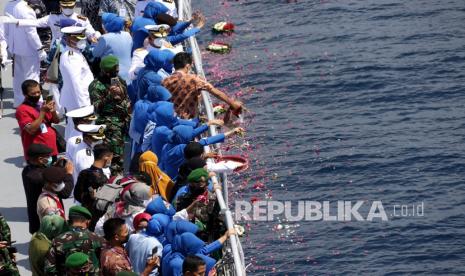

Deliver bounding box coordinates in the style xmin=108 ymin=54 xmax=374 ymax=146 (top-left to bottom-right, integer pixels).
xmin=196 ymin=0 xmax=465 ymax=274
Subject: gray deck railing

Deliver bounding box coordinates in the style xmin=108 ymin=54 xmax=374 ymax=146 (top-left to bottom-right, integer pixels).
xmin=177 ymin=1 xmax=246 ymax=275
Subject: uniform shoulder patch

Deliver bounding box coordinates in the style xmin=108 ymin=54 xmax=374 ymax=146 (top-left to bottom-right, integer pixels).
xmin=77 ymin=14 xmax=87 ymax=20
xmin=75 ymin=137 xmax=81 ymax=144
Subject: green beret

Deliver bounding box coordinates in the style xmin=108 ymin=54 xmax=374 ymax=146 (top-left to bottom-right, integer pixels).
xmin=65 ymin=252 xmax=89 ymax=268
xmin=187 ymin=168 xmax=209 ymax=183
xmin=116 ymin=272 xmax=138 ymax=276
xmin=100 ymin=55 xmax=119 ymax=72
xmin=68 ymin=205 xmax=92 ymax=220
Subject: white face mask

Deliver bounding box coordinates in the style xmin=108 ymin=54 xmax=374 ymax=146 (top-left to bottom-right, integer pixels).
xmin=153 ymin=38 xmax=164 ymax=48
xmin=53 ymin=182 xmax=65 ymax=192
xmin=62 ymin=8 xmax=74 ymax=16
xmin=76 ymin=39 xmax=87 ymax=50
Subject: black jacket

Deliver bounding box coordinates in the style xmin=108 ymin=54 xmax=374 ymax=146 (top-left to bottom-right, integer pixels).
xmin=21 ymin=164 xmax=74 ymax=234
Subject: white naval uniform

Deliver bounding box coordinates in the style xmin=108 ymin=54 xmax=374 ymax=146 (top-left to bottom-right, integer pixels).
xmin=4 ymin=0 xmax=42 ymax=107
xmin=71 ymin=140 xmax=111 ymax=184
xmin=65 ymin=131 xmax=82 ymax=160
xmin=17 ymin=13 xmax=97 ymax=44
xmin=59 ymin=47 xmax=94 ymax=140
xmin=0 ymin=23 xmax=7 ymax=62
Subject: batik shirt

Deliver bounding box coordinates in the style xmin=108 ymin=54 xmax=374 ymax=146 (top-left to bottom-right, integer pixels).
xmin=162 ymin=71 xmax=220 ymax=119
xmin=100 ymin=246 xmax=133 ymax=276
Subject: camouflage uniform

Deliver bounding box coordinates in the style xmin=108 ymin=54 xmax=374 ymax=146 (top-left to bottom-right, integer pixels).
xmin=44 ymin=226 xmax=106 ymax=275
xmin=89 ymin=77 xmax=131 ymax=175
xmin=0 ymin=213 xmax=19 ymax=276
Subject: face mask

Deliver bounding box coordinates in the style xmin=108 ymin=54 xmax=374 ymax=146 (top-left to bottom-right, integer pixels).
xmin=27 ymin=95 xmax=41 ymax=104
xmin=53 ymin=182 xmax=65 ymax=192
xmin=153 ymin=38 xmax=164 ymax=48
xmin=76 ymin=39 xmax=87 ymax=50
xmin=46 ymin=156 xmax=53 ymax=167
xmin=91 ymin=140 xmax=103 ymax=148
xmin=62 ymin=8 xmax=74 ymax=16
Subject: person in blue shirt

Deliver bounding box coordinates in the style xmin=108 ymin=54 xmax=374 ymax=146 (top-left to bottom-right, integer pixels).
xmin=92 ymin=13 xmax=133 ymax=82
xmin=162 ymin=231 xmax=234 ymax=276
xmin=136 ymin=49 xmax=174 ymax=100
xmin=160 ymin=125 xmax=244 ymax=179
xmin=145 ymin=213 xmax=171 ymax=246
xmin=145 ymin=196 xmax=176 ymax=216
xmin=131 ymin=2 xmax=169 ymax=52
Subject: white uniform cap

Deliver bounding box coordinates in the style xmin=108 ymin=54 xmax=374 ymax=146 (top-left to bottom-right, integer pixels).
xmin=77 ymin=124 xmax=107 ymax=139
xmin=61 ymin=26 xmax=86 ymax=39
xmin=145 ymin=24 xmax=170 ymax=37
xmin=65 ymin=105 xmax=95 ymax=119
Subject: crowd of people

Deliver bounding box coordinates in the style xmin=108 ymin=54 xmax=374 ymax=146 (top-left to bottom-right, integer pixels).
xmin=0 ymin=0 xmax=246 ymax=275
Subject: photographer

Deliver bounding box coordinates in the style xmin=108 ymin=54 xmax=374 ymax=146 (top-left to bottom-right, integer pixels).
xmin=22 ymin=143 xmax=74 ymax=233
xmin=89 ymin=55 xmax=131 ymax=175
xmin=15 ymin=79 xmax=60 ymax=160
xmin=0 ymin=213 xmax=20 ymax=276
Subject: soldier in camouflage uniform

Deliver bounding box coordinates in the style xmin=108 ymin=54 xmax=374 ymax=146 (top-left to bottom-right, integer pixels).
xmin=89 ymin=55 xmax=131 ymax=175
xmin=0 ymin=213 xmax=19 ymax=276
xmin=44 ymin=206 xmax=106 ymax=275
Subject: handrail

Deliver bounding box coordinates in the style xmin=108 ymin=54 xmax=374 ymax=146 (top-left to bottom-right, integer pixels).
xmin=177 ymin=1 xmax=246 ymax=275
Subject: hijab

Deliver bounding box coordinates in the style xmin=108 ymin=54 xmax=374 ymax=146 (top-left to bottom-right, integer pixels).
xmin=117 ymin=182 xmax=152 ymax=217
xmin=145 ymin=196 xmax=176 ymax=216
xmin=139 ymin=151 xmax=174 ymax=200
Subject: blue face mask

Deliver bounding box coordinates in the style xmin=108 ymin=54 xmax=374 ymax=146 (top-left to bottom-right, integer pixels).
xmin=46 ymin=156 xmax=53 ymax=167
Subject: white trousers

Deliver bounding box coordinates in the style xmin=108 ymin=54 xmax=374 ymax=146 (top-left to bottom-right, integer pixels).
xmin=13 ymin=55 xmax=40 ymax=107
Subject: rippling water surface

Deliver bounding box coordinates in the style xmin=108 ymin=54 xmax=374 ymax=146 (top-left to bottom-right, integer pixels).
xmin=194 ymin=0 xmax=465 ymax=274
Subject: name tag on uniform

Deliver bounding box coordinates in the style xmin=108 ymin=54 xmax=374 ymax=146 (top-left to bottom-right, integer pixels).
xmin=119 ymin=8 xmax=127 ymax=17
xmin=40 ymin=123 xmax=48 ymax=134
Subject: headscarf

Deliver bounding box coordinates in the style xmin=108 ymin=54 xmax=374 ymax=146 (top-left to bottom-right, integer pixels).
xmin=168 ymin=125 xmax=194 ymax=145
xmin=117 ymin=183 xmax=152 ymax=216
xmin=196 ymin=254 xmax=217 ymax=275
xmin=165 ymin=220 xmax=198 ymax=244
xmin=172 ymin=232 xmax=205 ymax=256
xmin=143 ymin=2 xmax=169 ymax=20
xmin=151 ymin=126 xmax=172 ymax=158
xmin=143 ymin=49 xmax=173 ymax=71
xmin=154 ymin=101 xmax=177 ymax=128
xmin=145 ymin=196 xmax=176 ymax=216
xmin=103 ymin=13 xmax=125 ymax=33
xmin=147 ymin=85 xmax=171 ymax=102
xmin=146 ymin=214 xmax=170 ymax=245
xmin=139 ymin=151 xmax=174 ymax=200
xmin=133 ymin=100 xmax=152 ymax=135
xmin=39 ymin=215 xmax=66 ymax=241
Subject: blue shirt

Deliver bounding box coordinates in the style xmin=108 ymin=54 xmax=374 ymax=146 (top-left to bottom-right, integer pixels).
xmin=92 ymin=31 xmax=133 ymax=82
xmin=126 ymin=232 xmax=163 ymax=275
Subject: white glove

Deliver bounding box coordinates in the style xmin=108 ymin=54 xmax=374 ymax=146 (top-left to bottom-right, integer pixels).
xmin=0 ymin=14 xmax=19 ymax=24
xmin=38 ymin=49 xmax=47 ymax=61
xmin=0 ymin=15 xmax=19 ymax=24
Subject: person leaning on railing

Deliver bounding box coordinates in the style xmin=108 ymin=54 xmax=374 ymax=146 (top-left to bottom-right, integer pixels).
xmin=162 ymin=52 xmax=244 ymax=119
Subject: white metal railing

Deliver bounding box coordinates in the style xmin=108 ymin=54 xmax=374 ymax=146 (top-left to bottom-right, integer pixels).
xmin=177 ymin=1 xmax=246 ymax=275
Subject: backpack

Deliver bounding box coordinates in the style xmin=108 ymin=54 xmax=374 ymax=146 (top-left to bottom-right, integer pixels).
xmin=93 ymin=175 xmax=139 ymax=212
